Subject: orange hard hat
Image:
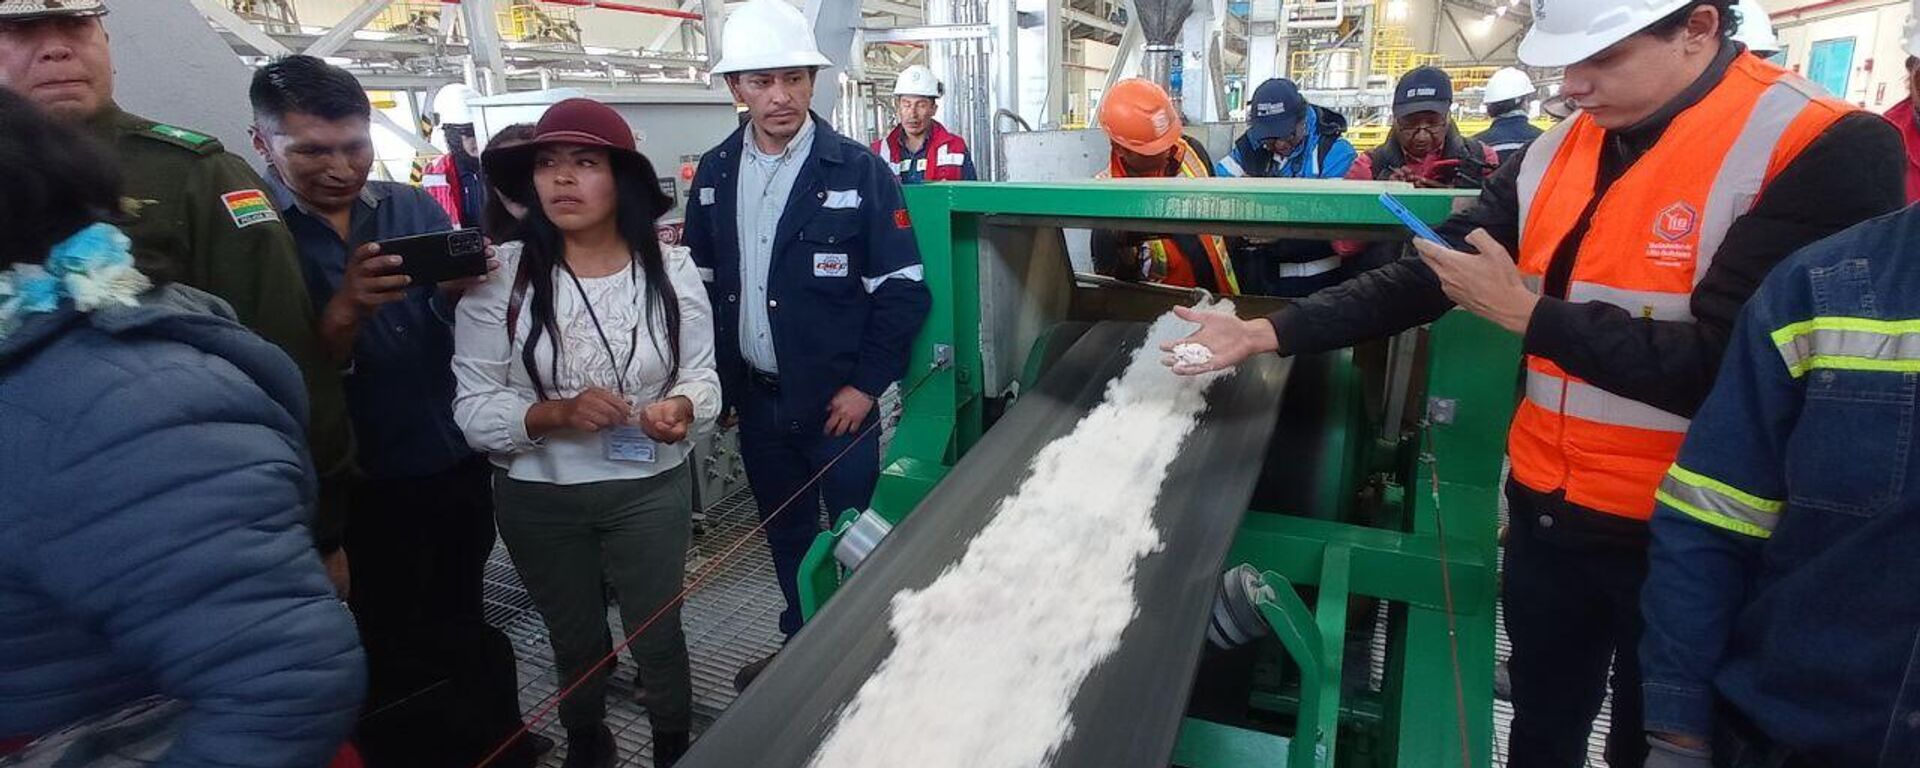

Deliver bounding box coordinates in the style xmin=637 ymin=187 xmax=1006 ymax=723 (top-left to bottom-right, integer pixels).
xmin=1098 ymin=78 xmax=1182 ymax=156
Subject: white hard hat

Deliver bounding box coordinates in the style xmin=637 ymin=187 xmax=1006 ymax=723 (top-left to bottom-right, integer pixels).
xmin=1733 ymin=0 xmax=1779 ymax=55
xmin=1906 ymin=8 xmax=1920 ymax=58
xmin=432 ymin=84 xmax=478 ymax=125
xmin=894 ymin=65 xmax=942 ymax=98
xmin=710 ymin=0 xmax=832 ymax=76
xmin=1484 ymin=67 xmax=1535 ymax=103
xmin=1518 ymin=0 xmax=1694 ymax=68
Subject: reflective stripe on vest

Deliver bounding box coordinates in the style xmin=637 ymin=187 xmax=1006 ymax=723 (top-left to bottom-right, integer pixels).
xmin=1507 ymin=54 xmax=1856 ymax=520
xmin=1101 ymin=138 xmax=1242 ymax=295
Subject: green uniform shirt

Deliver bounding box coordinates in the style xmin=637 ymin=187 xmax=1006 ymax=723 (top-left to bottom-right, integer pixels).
xmin=87 ymin=105 xmax=356 ymax=551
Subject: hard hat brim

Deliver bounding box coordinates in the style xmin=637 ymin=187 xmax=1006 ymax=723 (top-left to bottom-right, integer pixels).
xmin=710 ymin=51 xmax=834 ymax=76
xmin=1518 ymin=26 xmax=1621 ymax=69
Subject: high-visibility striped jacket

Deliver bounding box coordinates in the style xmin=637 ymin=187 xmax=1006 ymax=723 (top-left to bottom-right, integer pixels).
xmin=1261 ymin=42 xmax=1905 ymax=540
xmin=1641 ymin=206 xmax=1920 ymax=765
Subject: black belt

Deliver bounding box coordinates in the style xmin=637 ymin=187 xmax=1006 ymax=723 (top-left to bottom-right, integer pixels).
xmin=750 ymin=369 xmax=781 ymax=390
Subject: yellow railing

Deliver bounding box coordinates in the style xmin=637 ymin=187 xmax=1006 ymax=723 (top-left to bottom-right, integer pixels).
xmin=500 ymin=1 xmax=582 ymax=44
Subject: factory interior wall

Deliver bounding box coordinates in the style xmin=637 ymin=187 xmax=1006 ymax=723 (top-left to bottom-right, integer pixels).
xmin=1401 ymin=0 xmax=1525 ymax=66
xmin=106 ymin=0 xmax=265 ymax=173
xmin=1772 ymin=0 xmax=1910 ymax=112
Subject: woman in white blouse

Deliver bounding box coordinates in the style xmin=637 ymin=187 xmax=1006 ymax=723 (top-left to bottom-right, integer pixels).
xmin=454 ymin=99 xmax=715 ymax=768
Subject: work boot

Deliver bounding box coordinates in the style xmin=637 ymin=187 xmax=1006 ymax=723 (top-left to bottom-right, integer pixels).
xmin=733 ymin=653 xmax=776 ymax=692
xmin=562 ymin=724 xmax=616 ymax=768
xmin=652 ymin=727 xmax=691 ymax=767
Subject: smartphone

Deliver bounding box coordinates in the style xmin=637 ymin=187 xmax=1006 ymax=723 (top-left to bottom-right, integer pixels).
xmin=379 ymin=228 xmax=487 ymax=284
xmin=1377 ymin=192 xmax=1447 ymax=245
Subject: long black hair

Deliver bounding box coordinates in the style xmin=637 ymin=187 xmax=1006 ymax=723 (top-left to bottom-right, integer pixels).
xmin=514 ymin=151 xmax=680 ymax=402
xmin=479 ymin=123 xmax=539 ymax=242
xmin=0 ymin=88 xmax=122 ymax=269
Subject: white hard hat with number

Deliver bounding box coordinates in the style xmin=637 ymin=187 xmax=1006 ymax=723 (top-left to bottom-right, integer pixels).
xmin=1733 ymin=0 xmax=1779 ymax=55
xmin=894 ymin=65 xmax=942 ymax=98
xmin=432 ymin=84 xmax=479 ymax=125
xmin=1484 ymin=67 xmax=1536 ymax=103
xmin=1518 ymin=0 xmax=1694 ymax=68
xmin=710 ymin=0 xmax=832 ymax=76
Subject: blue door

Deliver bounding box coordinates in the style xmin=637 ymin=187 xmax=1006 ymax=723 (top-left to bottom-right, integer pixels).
xmin=1808 ymin=37 xmax=1855 ymax=98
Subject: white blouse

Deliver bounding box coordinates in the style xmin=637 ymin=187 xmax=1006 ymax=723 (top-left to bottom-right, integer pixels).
xmin=452 ymin=242 xmax=722 ymax=485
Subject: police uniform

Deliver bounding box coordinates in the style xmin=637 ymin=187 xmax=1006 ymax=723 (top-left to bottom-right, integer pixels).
xmin=84 ymin=101 xmax=358 ymax=552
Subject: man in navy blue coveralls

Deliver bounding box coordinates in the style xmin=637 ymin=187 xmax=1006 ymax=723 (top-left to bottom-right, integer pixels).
xmin=684 ymin=2 xmax=931 ymax=688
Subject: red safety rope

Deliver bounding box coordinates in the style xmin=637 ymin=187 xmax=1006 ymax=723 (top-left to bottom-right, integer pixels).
xmin=1422 ymin=424 xmax=1476 ymax=768
xmin=473 ymin=369 xmax=940 ymax=768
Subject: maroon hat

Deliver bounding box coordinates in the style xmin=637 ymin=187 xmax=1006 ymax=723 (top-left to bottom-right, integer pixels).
xmin=482 ymin=98 xmax=669 ymax=214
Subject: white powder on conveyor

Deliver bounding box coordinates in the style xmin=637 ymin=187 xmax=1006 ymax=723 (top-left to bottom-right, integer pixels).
xmin=806 ymin=302 xmax=1238 ymax=768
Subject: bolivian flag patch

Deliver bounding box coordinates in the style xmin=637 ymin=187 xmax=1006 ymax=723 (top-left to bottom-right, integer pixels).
xmin=222 ymin=189 xmax=279 ymax=229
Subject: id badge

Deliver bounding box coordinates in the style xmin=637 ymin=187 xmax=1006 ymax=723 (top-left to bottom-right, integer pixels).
xmin=604 ymin=425 xmax=658 ymax=463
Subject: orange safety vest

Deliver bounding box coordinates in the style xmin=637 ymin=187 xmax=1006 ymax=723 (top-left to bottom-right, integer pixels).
xmin=1509 ymin=54 xmax=1854 ymax=520
xmin=1099 ymin=138 xmax=1242 ymax=295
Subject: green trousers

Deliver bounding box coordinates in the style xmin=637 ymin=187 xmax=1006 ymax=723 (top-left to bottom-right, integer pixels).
xmin=493 ymin=463 xmax=693 ymax=734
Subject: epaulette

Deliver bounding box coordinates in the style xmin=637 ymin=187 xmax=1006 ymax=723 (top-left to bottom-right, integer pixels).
xmin=132 ymin=122 xmax=224 ymax=155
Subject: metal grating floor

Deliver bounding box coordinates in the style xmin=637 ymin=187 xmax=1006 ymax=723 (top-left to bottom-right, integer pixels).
xmin=482 ymin=481 xmax=1618 ymax=766
xmin=483 ymin=487 xmax=787 ymax=767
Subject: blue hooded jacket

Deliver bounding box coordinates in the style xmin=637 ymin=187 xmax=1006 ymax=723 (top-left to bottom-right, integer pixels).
xmin=0 ymin=286 xmax=364 ymax=765
xmin=1217 ymin=104 xmax=1357 ymax=180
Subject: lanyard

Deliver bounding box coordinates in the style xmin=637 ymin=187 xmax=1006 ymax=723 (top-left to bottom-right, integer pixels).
xmin=561 ymin=258 xmax=640 ymax=397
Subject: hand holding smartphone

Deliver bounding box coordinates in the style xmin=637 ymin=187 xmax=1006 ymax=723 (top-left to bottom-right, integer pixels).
xmin=377 ymin=228 xmax=488 ymax=285
xmin=1377 ymin=193 xmax=1447 ymax=245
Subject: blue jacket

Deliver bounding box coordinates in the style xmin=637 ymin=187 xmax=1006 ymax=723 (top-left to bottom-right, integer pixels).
xmin=685 ymin=118 xmax=932 ymax=427
xmin=0 ymin=286 xmax=365 ymax=764
xmin=1641 ymin=206 xmax=1920 ymax=766
xmin=1216 ymin=105 xmax=1356 ymax=180
xmin=1471 ymin=112 xmax=1543 ymax=165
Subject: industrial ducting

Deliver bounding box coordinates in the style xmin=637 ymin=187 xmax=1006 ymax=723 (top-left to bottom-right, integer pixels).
xmin=1133 ymin=0 xmax=1194 ymax=108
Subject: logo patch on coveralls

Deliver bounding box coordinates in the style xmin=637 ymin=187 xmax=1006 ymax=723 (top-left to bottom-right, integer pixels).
xmin=814 ymin=253 xmax=850 ymax=278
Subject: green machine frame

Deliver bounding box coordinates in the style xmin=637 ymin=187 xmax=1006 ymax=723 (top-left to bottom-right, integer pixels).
xmin=795 ymin=179 xmax=1520 ymax=767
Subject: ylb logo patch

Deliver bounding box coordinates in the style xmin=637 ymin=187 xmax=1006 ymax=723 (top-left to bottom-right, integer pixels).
xmin=1646 ymin=201 xmax=1701 ymax=268
xmin=1653 ymin=202 xmax=1698 ymax=242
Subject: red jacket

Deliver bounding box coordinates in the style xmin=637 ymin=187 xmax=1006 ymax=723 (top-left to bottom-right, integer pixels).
xmin=873 ymin=121 xmax=974 ymax=183
xmin=1885 ymin=98 xmax=1920 ymax=204
xmin=421 ymin=153 xmax=466 ymax=226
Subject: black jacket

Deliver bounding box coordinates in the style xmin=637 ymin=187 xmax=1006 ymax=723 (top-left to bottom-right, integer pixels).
xmin=1264 ymin=43 xmax=1905 ymax=534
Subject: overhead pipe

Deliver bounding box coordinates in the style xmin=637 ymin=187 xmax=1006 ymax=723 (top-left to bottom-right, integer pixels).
xmin=443 ymin=0 xmax=705 ymax=21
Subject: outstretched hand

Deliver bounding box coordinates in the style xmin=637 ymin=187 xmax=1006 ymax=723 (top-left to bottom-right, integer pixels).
xmin=1159 ymin=305 xmax=1280 ymax=375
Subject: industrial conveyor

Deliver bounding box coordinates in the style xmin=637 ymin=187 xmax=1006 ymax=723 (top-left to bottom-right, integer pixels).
xmin=678 ymin=321 xmax=1291 ymax=767
xmin=682 ymin=179 xmax=1521 ymax=767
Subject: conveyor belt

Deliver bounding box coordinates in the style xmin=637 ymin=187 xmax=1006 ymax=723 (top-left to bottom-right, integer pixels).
xmin=678 ymin=321 xmax=1292 ymax=768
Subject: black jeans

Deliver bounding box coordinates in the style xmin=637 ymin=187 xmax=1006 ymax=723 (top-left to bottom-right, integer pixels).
xmin=1503 ymin=482 xmax=1652 ymax=768
xmin=349 ymin=456 xmax=534 ymax=768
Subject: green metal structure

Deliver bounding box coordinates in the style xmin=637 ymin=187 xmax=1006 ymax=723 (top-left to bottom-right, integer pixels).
xmin=795 ymin=178 xmax=1520 ymax=767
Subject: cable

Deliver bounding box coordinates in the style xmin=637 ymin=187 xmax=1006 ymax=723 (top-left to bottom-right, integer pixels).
xmin=1420 ymin=422 xmax=1476 ymax=768
xmin=473 ymin=366 xmax=944 ymax=768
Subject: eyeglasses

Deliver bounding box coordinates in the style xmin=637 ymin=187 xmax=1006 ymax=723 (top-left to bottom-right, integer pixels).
xmin=1402 ymin=123 xmax=1446 ymax=138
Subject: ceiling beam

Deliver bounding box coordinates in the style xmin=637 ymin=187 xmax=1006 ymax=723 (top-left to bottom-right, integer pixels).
xmin=1062 ymin=7 xmax=1123 ymax=35
xmin=863 ymin=0 xmax=925 ymax=18
xmin=187 ymin=0 xmax=293 ymax=56
xmin=303 ymin=0 xmax=396 ymax=58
